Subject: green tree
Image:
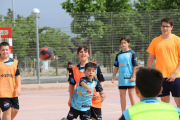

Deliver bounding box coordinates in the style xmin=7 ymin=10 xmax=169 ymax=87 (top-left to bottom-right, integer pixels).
xmin=134 ymin=0 xmax=180 ymax=11
xmin=61 ymin=0 xmax=108 ymax=60
xmin=61 ymin=0 xmax=146 ymax=72
xmin=0 ymin=9 xmax=74 ymax=69
xmin=106 ymin=0 xmax=132 ymax=12
xmin=133 ymin=0 xmax=151 ymax=11
xmin=94 ymin=51 xmax=104 ymax=62
xmin=61 ymin=0 xmax=106 ymax=13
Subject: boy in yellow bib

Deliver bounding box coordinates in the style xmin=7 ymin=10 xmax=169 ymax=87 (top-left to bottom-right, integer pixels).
xmin=120 ymin=67 xmax=180 ymax=120
xmin=0 ymin=42 xmax=21 ymax=120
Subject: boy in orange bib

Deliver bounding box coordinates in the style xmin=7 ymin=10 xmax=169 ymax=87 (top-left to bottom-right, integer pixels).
xmin=0 ymin=42 xmax=21 ymax=120
xmin=68 ymin=45 xmax=105 ymax=120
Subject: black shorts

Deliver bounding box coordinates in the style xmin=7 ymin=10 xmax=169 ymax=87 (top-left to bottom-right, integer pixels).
xmin=67 ymin=107 xmax=90 ymax=120
xmin=0 ymin=97 xmax=19 ymax=112
xmin=118 ymin=86 xmax=134 ymax=89
xmin=68 ymin=75 xmax=73 ymax=82
xmin=158 ymin=78 xmax=180 ymax=97
xmin=90 ymin=107 xmax=102 ymax=120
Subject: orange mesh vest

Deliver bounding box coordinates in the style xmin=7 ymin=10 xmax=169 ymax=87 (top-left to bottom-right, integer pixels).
xmin=72 ymin=63 xmax=102 ymax=108
xmin=0 ymin=59 xmax=18 ymax=98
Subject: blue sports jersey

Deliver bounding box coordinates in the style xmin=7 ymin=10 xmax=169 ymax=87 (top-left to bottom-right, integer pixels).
xmin=71 ymin=76 xmax=103 ymax=111
xmin=121 ymin=98 xmax=180 ymax=120
xmin=114 ymin=50 xmax=138 ymax=86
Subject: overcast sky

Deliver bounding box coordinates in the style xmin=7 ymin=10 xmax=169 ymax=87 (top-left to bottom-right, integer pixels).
xmin=0 ymin=0 xmax=134 ymax=29
xmin=0 ymin=0 xmax=72 ymax=28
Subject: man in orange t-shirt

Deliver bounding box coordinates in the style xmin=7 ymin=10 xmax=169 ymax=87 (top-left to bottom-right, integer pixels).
xmin=147 ymin=18 xmax=180 ymax=108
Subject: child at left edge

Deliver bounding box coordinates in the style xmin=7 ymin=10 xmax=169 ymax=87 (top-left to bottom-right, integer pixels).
xmin=61 ymin=62 xmax=106 ymax=120
xmin=0 ymin=42 xmax=21 ymax=120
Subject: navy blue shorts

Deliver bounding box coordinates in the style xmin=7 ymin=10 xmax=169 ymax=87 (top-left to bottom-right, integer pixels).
xmin=158 ymin=78 xmax=180 ymax=97
xmin=90 ymin=107 xmax=102 ymax=120
xmin=118 ymin=86 xmax=134 ymax=89
xmin=66 ymin=107 xmax=90 ymax=120
xmin=0 ymin=97 xmax=19 ymax=112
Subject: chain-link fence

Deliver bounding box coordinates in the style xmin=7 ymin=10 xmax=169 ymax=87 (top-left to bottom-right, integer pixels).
xmin=0 ymin=9 xmax=180 ymax=77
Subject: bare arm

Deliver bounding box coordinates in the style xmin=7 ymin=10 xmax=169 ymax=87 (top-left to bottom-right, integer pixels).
xmin=147 ymin=54 xmax=154 ymax=67
xmin=132 ymin=66 xmax=137 ymax=78
xmin=130 ymin=66 xmax=138 ymax=82
xmin=111 ymin=67 xmax=118 ymax=83
xmin=15 ymin=75 xmax=21 ymax=96
xmin=80 ymin=81 xmax=92 ymax=93
xmin=99 ymin=91 xmax=106 ymax=102
xmin=66 ymin=70 xmax=69 ymax=77
xmin=167 ymin=57 xmax=180 ymax=82
xmin=173 ymin=56 xmax=180 ymax=74
xmin=69 ymin=84 xmax=75 ymax=100
xmin=68 ymin=84 xmax=75 ymax=107
xmin=173 ymin=60 xmax=180 ymax=74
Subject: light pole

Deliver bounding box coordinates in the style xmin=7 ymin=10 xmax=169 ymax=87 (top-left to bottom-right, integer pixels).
xmin=12 ymin=0 xmax=15 ymax=22
xmin=31 ymin=8 xmax=40 ymax=84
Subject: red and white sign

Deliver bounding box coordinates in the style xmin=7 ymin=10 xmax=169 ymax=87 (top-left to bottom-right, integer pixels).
xmin=0 ymin=27 xmax=13 ymax=58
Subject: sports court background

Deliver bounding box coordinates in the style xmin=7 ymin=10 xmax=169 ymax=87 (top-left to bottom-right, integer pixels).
xmin=0 ymin=10 xmax=179 ymax=119
xmin=1 ymin=10 xmax=180 ymax=79
xmin=16 ymin=83 xmax=176 ymax=120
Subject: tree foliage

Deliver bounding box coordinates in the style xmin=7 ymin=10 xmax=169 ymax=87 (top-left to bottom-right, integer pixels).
xmin=0 ymin=9 xmax=74 ymax=68
xmin=106 ymin=0 xmax=132 ymax=12
xmin=134 ymin=0 xmax=180 ymax=11
xmin=61 ymin=0 xmax=145 ymax=71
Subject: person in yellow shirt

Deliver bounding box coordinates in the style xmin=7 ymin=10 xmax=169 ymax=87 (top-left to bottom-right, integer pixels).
xmin=147 ymin=18 xmax=180 ymax=107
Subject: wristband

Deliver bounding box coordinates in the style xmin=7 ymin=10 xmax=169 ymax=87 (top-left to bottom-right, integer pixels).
xmin=112 ymin=74 xmax=116 ymax=76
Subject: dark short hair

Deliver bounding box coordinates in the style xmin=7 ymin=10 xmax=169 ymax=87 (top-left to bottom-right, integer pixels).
xmin=0 ymin=42 xmax=10 ymax=49
xmin=85 ymin=62 xmax=97 ymax=71
xmin=68 ymin=62 xmax=72 ymax=65
xmin=120 ymin=37 xmax=130 ymax=44
xmin=77 ymin=45 xmax=90 ymax=54
xmin=136 ymin=67 xmax=163 ymax=98
xmin=161 ymin=18 xmax=173 ymax=26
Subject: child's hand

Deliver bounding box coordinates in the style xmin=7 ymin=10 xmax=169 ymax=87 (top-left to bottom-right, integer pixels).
xmin=111 ymin=78 xmax=115 ymax=84
xmin=15 ymin=87 xmax=21 ymax=96
xmin=101 ymin=93 xmax=106 ymax=102
xmin=93 ymin=92 xmax=100 ymax=99
xmin=130 ymin=77 xmax=135 ymax=82
xmin=87 ymin=88 xmax=93 ymax=93
xmin=68 ymin=99 xmax=72 ymax=107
